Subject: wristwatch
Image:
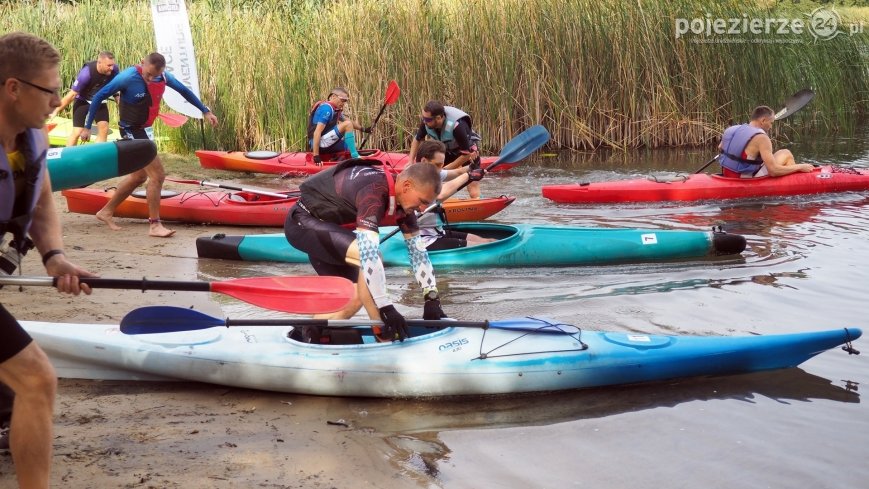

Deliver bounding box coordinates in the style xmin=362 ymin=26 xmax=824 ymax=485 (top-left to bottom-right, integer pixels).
xmin=424 ymin=290 xmax=439 ymax=301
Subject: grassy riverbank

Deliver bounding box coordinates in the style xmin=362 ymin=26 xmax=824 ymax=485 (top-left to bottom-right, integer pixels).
xmin=3 ymin=0 xmax=866 ymax=152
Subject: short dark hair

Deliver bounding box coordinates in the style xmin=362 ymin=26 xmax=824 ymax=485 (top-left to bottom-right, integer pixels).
xmin=145 ymin=52 xmax=166 ymax=69
xmin=423 ymin=100 xmax=445 ymax=117
xmin=751 ymin=106 xmax=775 ymax=120
xmin=399 ymin=162 xmax=442 ymax=196
xmin=416 ymin=140 xmax=446 ymax=162
xmin=0 ymin=32 xmax=60 ymax=82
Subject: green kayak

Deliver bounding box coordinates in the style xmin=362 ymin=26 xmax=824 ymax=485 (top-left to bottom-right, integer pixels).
xmin=46 ymin=140 xmax=156 ymax=191
xmin=196 ymin=222 xmax=746 ymax=268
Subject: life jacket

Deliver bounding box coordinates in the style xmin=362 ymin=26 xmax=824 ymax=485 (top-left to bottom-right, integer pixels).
xmin=306 ymin=100 xmax=343 ymax=140
xmin=118 ymin=65 xmax=166 ymax=128
xmin=298 ymin=158 xmax=396 ymax=225
xmin=79 ymin=60 xmax=117 ymax=103
xmin=425 ymin=106 xmax=473 ymax=151
xmin=718 ymin=124 xmax=765 ymax=175
xmin=0 ymin=128 xmax=48 ymax=252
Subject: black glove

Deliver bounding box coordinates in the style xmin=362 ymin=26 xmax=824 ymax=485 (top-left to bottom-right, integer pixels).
xmin=469 ymin=159 xmax=481 ymax=171
xmin=423 ymin=297 xmax=448 ymax=320
xmin=468 ymin=168 xmax=485 ymax=182
xmin=378 ymin=304 xmax=409 ymax=341
xmin=361 ymin=126 xmax=372 ymax=134
xmin=312 ymin=154 xmax=322 ymax=166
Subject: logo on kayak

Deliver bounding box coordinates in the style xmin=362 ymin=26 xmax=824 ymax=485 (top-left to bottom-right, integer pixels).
xmin=46 ymin=148 xmax=63 ymax=160
xmin=439 ymin=338 xmax=469 ymax=352
xmin=641 ymin=233 xmax=658 ymax=245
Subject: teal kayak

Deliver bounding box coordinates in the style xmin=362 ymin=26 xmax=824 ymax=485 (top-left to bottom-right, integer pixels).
xmin=20 ymin=307 xmax=863 ymax=397
xmin=196 ymin=222 xmax=747 ymax=268
xmin=46 ymin=140 xmax=157 ymax=191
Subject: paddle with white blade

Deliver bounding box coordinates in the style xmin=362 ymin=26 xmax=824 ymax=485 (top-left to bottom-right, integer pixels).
xmin=381 ymin=124 xmax=550 ymax=243
xmin=119 ymin=306 xmax=579 ymax=335
xmin=0 ymin=275 xmax=354 ymax=314
xmin=693 ymin=88 xmax=815 ymax=174
xmin=167 ymin=178 xmax=297 ymax=199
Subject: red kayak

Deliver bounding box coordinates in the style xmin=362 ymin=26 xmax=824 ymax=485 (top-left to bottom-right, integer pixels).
xmin=542 ymin=166 xmax=869 ymax=203
xmin=195 ymin=149 xmax=507 ymax=176
xmin=61 ymin=188 xmax=515 ymax=227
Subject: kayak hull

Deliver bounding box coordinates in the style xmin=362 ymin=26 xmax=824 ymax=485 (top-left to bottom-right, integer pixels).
xmin=21 ymin=319 xmax=862 ymax=397
xmin=542 ymin=167 xmax=869 ymax=203
xmin=196 ymin=223 xmax=746 ymax=267
xmin=195 ymin=149 xmax=508 ymax=176
xmin=47 ymin=116 xmax=121 ymax=147
xmin=47 ymin=140 xmax=157 ymax=191
xmin=62 ymin=189 xmax=515 ymax=227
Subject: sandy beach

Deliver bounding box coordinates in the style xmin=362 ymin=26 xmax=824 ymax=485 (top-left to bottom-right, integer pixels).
xmin=0 ymin=187 xmax=413 ymax=489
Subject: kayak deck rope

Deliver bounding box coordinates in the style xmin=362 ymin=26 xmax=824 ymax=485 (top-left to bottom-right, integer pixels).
xmin=473 ymin=317 xmax=588 ymax=361
xmin=842 ymin=328 xmax=861 ymax=355
xmin=177 ymin=190 xmax=233 ymax=208
xmin=830 ymin=165 xmax=863 ymax=175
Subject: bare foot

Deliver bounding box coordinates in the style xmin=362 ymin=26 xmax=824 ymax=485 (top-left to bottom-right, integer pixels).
xmin=149 ymin=222 xmax=176 ymax=238
xmin=95 ymin=209 xmax=122 ymax=230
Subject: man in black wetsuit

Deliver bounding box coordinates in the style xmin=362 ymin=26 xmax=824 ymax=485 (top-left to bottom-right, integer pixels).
xmin=284 ymin=160 xmax=449 ymax=341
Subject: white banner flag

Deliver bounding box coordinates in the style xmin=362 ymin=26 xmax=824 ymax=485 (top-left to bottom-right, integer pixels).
xmin=150 ymin=0 xmax=203 ymax=119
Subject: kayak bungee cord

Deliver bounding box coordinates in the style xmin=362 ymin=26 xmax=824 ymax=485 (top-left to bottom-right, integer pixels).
xmin=473 ymin=317 xmax=588 ymax=360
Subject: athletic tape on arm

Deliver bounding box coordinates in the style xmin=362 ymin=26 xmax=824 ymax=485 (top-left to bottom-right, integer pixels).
xmin=405 ymin=235 xmax=438 ymax=293
xmin=355 ymin=230 xmax=390 ymax=308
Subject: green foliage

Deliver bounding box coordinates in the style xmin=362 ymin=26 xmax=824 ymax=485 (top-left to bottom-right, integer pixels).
xmin=2 ymin=0 xmax=866 ymax=152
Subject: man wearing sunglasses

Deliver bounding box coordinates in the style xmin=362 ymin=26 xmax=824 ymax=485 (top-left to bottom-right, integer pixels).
xmin=49 ymin=51 xmax=119 ymax=146
xmin=1 ymin=32 xmax=97 ymax=488
xmin=407 ymin=100 xmax=483 ymax=199
xmin=79 ymin=52 xmax=219 ymax=238
xmin=308 ymin=88 xmax=369 ymax=165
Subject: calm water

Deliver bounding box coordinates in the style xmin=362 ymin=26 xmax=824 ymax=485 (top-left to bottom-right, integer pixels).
xmin=197 ymin=128 xmax=869 ymax=488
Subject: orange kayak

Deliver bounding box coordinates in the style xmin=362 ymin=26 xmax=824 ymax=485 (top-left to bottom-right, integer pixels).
xmin=61 ymin=188 xmax=515 ymax=227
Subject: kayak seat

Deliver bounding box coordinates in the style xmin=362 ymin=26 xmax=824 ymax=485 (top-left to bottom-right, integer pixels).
xmin=131 ymin=189 xmax=179 ymax=199
xmin=288 ymin=326 xmax=364 ymax=345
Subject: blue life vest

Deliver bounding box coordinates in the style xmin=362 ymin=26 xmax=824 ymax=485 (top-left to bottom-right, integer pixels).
xmin=718 ymin=124 xmax=765 ymax=175
xmin=1 ymin=128 xmax=48 ymax=250
xmin=425 ymin=106 xmax=472 ymax=152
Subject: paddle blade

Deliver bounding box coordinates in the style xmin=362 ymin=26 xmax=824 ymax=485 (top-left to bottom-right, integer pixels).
xmin=121 ymin=306 xmax=224 ymax=335
xmin=210 ymin=276 xmax=355 ymax=314
xmin=775 ymin=88 xmax=814 ymax=120
xmin=384 ymin=80 xmax=400 ymax=105
xmin=158 ymin=113 xmax=190 ymax=128
xmin=493 ymin=124 xmax=550 ymax=166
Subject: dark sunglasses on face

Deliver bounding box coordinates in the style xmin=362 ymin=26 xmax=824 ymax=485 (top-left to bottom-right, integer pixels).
xmin=421 ymin=116 xmax=434 ymax=123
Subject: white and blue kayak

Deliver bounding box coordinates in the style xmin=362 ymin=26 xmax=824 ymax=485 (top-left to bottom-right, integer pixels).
xmin=197 ymin=223 xmax=747 ymax=268
xmin=21 ymin=307 xmax=862 ymax=397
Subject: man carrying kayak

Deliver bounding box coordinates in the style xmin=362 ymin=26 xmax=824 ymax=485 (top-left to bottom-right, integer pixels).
xmin=49 ymin=51 xmax=119 ymax=146
xmin=414 ymin=140 xmax=494 ymax=250
xmin=284 ymin=160 xmax=449 ymax=341
xmin=79 ymin=52 xmax=219 ymax=237
xmin=308 ymin=87 xmax=369 ymax=165
xmin=1 ymin=32 xmax=97 ymax=488
xmin=719 ymin=105 xmax=814 ymax=178
xmin=407 ymin=100 xmax=483 ymax=198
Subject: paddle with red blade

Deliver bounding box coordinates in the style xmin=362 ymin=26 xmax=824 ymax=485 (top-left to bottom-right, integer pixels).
xmin=380 ymin=124 xmax=550 ymax=243
xmin=0 ymin=275 xmax=354 ymax=314
xmin=157 ymin=113 xmax=190 ymax=128
xmin=119 ymin=306 xmax=579 ymax=335
xmin=359 ymin=80 xmax=400 ymax=148
xmin=693 ymin=88 xmax=815 ymax=174
xmin=167 ymin=178 xmax=297 ymax=199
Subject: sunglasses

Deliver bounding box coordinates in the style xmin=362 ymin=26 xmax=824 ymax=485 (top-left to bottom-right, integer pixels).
xmin=14 ymin=78 xmax=60 ymax=98
xmin=420 ymin=116 xmax=435 ymax=123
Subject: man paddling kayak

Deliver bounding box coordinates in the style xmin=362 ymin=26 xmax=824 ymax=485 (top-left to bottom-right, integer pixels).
xmin=1 ymin=32 xmax=97 ymax=489
xmin=284 ymin=160 xmax=449 ymax=341
xmin=414 ymin=140 xmax=493 ymax=250
xmin=79 ymin=52 xmax=219 ymax=237
xmin=719 ymin=105 xmax=814 ymax=178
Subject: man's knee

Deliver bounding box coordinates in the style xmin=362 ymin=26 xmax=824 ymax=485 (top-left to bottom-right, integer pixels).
xmin=337 ymin=120 xmax=355 ymax=133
